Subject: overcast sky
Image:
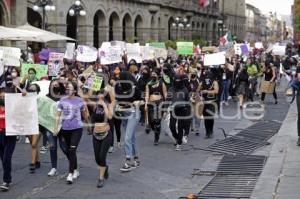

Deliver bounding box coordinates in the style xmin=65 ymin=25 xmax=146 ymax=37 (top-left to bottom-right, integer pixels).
xmin=246 ymin=0 xmax=293 ymax=15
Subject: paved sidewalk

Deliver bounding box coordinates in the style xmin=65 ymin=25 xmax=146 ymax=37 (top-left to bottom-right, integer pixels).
xmin=251 ymin=102 xmax=300 ymax=199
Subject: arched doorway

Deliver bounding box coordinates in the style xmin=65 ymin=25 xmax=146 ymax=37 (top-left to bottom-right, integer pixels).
xmin=134 ymin=15 xmax=143 ymax=42
xmin=93 ymin=10 xmax=106 ymax=48
xmin=168 ymin=17 xmax=174 ymax=40
xmin=122 ymin=13 xmax=132 ymax=41
xmin=157 ymin=17 xmax=161 ymax=41
xmin=109 ymin=12 xmax=120 ymax=41
xmin=0 ymin=1 xmax=8 ymax=26
xmin=150 ymin=16 xmax=155 ymax=40
xmin=66 ymin=12 xmax=77 ymax=40
xmin=27 ymin=7 xmax=42 ymax=28
xmin=27 ymin=7 xmax=42 ymax=52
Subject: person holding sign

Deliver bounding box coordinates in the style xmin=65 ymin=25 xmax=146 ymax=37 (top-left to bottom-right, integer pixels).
xmin=20 ymin=68 xmax=38 ymax=91
xmin=54 ymin=81 xmax=89 ymax=184
xmin=0 ymin=88 xmax=16 ymax=192
xmin=45 ymin=79 xmax=67 ymax=177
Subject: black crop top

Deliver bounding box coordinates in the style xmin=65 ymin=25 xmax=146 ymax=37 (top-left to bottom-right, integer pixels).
xmin=148 ymin=81 xmax=163 ymax=96
xmin=91 ymin=104 xmax=106 ymax=123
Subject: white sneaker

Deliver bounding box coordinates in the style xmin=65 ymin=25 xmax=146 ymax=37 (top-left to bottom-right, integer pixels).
xmin=47 ymin=168 xmax=57 ymax=177
xmin=175 ymin=144 xmax=181 ymax=151
xmin=40 ymin=146 xmax=47 ymax=154
xmin=117 ymin=142 xmax=121 ymax=148
xmin=67 ymin=173 xmax=73 ymax=184
xmin=182 ymin=136 xmax=188 ymax=145
xmin=108 ymin=146 xmax=114 ymax=153
xmin=25 ymin=137 xmax=30 ymax=144
xmin=72 ymin=170 xmax=80 ymax=179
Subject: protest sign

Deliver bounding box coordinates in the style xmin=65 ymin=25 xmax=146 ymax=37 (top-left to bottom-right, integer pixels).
xmin=219 ymin=42 xmax=234 ymax=52
xmin=204 ymin=52 xmax=226 ymax=66
xmin=111 ymin=41 xmax=126 ymax=51
xmin=5 ymin=93 xmax=39 ymax=136
xmin=255 ymin=42 xmax=264 ymax=49
xmin=32 ymin=80 xmax=51 ymax=97
xmin=154 ymin=48 xmax=168 ymax=59
xmin=241 ymin=44 xmax=250 ymax=55
xmin=0 ymin=46 xmax=21 ymax=66
xmin=125 ymin=43 xmax=142 ymax=63
xmin=234 ymin=44 xmax=242 ymax=55
xmin=149 ymin=42 xmax=166 ymax=49
xmin=176 ymin=42 xmax=194 ymax=55
xmin=99 ymin=45 xmax=123 ymax=65
xmin=202 ymin=46 xmax=219 ymax=53
xmin=167 ymin=47 xmax=178 ymax=60
xmin=76 ymin=45 xmax=98 ymax=62
xmin=21 ymin=64 xmax=48 ymax=80
xmin=272 ymin=45 xmax=286 ymax=56
xmin=0 ymin=50 xmax=3 ymax=59
xmin=48 ymin=52 xmax=64 ymax=76
xmin=91 ymin=76 xmax=103 ymax=91
xmin=64 ymin=43 xmax=75 ymax=60
xmin=141 ymin=46 xmax=156 ymax=60
xmin=38 ymin=96 xmax=61 ymax=133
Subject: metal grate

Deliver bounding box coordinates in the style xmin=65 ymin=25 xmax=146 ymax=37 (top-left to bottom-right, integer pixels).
xmin=206 ymin=137 xmax=266 ymax=155
xmin=197 ymin=174 xmax=259 ymax=199
xmin=216 ymin=155 xmax=267 ymax=175
xmin=206 ymin=121 xmax=281 ymax=155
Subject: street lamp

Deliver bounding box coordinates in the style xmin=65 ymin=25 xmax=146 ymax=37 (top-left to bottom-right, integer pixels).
xmin=68 ymin=0 xmax=86 ymax=40
xmin=33 ymin=0 xmax=56 ymax=30
xmin=172 ymin=17 xmax=191 ymax=40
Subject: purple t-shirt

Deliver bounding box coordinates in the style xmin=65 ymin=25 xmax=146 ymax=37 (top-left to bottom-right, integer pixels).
xmin=58 ymin=96 xmax=85 ymax=130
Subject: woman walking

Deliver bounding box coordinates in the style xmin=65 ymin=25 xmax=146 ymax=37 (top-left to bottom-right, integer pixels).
xmin=145 ymin=70 xmax=167 ymax=145
xmin=89 ymin=88 xmax=114 ymax=188
xmin=54 ymin=81 xmax=89 ymax=184
xmin=261 ymin=63 xmax=278 ymax=104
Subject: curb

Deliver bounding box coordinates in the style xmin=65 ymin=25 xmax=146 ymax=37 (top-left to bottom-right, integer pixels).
xmin=251 ymin=102 xmax=297 ymax=199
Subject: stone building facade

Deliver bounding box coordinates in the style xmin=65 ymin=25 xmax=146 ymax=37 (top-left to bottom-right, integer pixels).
xmin=0 ymin=0 xmax=221 ymax=49
xmin=218 ymin=0 xmax=246 ymax=41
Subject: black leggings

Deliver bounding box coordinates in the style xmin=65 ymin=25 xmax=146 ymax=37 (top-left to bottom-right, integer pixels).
xmin=203 ymin=103 xmax=216 ymax=135
xmin=111 ymin=118 xmax=122 ymax=146
xmin=169 ymin=107 xmax=191 ymax=145
xmin=60 ymin=128 xmax=83 ymax=173
xmin=93 ymin=132 xmax=112 ymax=167
xmin=261 ymin=85 xmax=277 ymax=101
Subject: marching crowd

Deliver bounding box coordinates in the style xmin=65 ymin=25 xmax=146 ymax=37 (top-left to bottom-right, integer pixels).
xmin=0 ymin=42 xmax=299 ymax=192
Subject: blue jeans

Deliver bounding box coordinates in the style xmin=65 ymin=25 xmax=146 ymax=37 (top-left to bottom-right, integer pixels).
xmin=221 ymin=80 xmax=231 ymax=102
xmin=122 ymin=109 xmax=140 ymax=159
xmin=0 ymin=133 xmax=16 ymax=183
xmin=47 ymin=131 xmax=67 ymax=169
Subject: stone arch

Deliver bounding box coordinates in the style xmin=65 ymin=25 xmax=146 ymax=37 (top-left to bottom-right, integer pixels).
xmin=168 ymin=17 xmax=175 ymax=40
xmin=150 ymin=16 xmax=155 ymax=40
xmin=122 ymin=13 xmax=133 ymax=41
xmin=27 ymin=7 xmax=42 ymax=28
xmin=93 ymin=9 xmax=106 ymax=48
xmin=108 ymin=11 xmax=121 ymax=41
xmin=134 ymin=14 xmax=143 ymax=42
xmin=66 ymin=3 xmax=88 ymax=42
xmin=0 ymin=0 xmax=9 ymax=26
xmin=157 ymin=17 xmax=162 ymax=41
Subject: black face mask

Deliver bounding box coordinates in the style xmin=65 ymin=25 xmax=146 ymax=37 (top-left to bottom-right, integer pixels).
xmin=53 ymin=87 xmax=61 ymax=95
xmin=163 ymin=69 xmax=170 ymax=75
xmin=151 ymin=76 xmax=157 ymax=81
xmin=142 ymin=72 xmax=150 ymax=78
xmin=174 ymin=80 xmax=183 ymax=89
xmin=0 ymin=99 xmax=4 ymax=106
xmin=197 ymin=67 xmax=201 ymax=71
